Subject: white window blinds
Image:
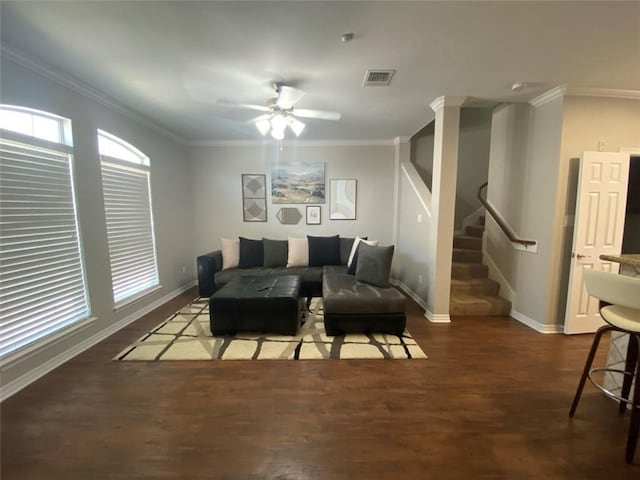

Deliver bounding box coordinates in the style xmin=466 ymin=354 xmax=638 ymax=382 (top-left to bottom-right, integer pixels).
xmin=99 ymin=132 xmax=158 ymax=306
xmin=0 ymin=137 xmax=89 ymax=357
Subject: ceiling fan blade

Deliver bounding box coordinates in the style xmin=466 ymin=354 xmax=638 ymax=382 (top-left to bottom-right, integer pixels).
xmin=217 ymin=100 xmax=271 ymax=112
xmin=246 ymin=113 xmax=272 ymax=124
xmin=292 ymin=108 xmax=342 ymax=121
xmin=276 ymin=86 xmax=305 ymax=109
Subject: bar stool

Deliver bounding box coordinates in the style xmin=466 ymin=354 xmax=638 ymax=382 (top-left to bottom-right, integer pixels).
xmin=569 ymin=268 xmax=640 ymax=463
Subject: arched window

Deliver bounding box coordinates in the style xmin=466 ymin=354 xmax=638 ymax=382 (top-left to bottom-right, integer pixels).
xmin=0 ymin=105 xmax=89 ymax=358
xmin=98 ymin=130 xmax=159 ymax=306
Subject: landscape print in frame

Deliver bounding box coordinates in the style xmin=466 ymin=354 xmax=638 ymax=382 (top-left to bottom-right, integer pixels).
xmin=271 ymin=162 xmax=325 ymax=204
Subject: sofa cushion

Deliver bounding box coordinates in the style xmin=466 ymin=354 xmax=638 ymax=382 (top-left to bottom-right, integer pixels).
xmin=214 ymin=266 xmax=325 ymax=287
xmin=220 ymin=237 xmax=239 ymax=270
xmin=239 ymin=237 xmax=263 ymax=268
xmin=287 ymin=237 xmax=309 ymax=267
xmin=214 ymin=267 xmax=275 ymax=286
xmin=263 ymin=238 xmax=288 ymax=267
xmin=347 ymin=238 xmax=378 ymax=274
xmin=323 ymin=273 xmax=405 ymax=315
xmin=307 ymin=234 xmax=341 ymax=266
xmin=355 ymin=243 xmax=394 ymax=288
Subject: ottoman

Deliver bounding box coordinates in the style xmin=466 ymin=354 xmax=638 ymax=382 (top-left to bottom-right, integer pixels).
xmin=322 ymin=272 xmax=406 ymax=336
xmin=209 ymin=275 xmax=303 ymax=336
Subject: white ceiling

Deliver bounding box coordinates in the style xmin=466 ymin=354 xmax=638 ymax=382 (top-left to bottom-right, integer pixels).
xmin=1 ymin=1 xmax=639 ymax=142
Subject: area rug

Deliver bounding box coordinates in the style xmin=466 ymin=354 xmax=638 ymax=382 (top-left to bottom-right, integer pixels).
xmin=115 ymin=297 xmax=427 ymax=361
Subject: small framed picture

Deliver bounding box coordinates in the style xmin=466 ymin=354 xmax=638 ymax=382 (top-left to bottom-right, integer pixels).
xmin=306 ymin=205 xmax=321 ymax=225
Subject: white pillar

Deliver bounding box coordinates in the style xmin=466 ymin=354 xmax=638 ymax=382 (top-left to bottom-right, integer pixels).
xmin=428 ymin=96 xmax=466 ymax=322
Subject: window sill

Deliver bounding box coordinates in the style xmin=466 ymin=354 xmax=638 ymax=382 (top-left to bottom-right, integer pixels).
xmin=0 ymin=316 xmax=97 ymax=368
xmin=113 ymin=285 xmax=163 ymax=313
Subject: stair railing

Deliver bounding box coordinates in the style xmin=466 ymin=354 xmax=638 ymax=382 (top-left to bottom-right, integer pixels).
xmin=477 ymin=182 xmax=537 ymax=247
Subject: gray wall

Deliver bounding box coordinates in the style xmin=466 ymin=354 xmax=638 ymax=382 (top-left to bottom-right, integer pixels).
xmin=1 ymin=57 xmax=194 ymax=388
xmin=411 ymin=108 xmax=492 ymax=231
xmin=394 ymin=163 xmax=432 ymax=305
xmin=410 ymin=122 xmax=434 ymax=189
xmin=551 ymin=96 xmax=640 ymax=325
xmin=455 ymin=108 xmax=492 ymax=229
xmin=190 ymin=144 xmax=396 ymax=255
xmin=486 ymin=96 xmax=640 ymax=329
xmin=485 ymin=98 xmax=565 ymax=326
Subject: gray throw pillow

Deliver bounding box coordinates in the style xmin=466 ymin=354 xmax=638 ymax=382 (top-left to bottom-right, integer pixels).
xmin=355 ymin=243 xmax=394 ymax=288
xmin=263 ymin=238 xmax=288 ymax=267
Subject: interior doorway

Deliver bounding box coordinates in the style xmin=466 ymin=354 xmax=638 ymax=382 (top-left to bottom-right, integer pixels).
xmin=622 ymin=156 xmax=640 ymax=253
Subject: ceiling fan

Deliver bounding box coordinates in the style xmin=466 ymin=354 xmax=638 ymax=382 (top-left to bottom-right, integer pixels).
xmin=219 ymin=83 xmax=341 ymax=140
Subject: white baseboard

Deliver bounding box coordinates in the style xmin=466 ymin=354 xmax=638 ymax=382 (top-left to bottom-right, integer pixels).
xmin=424 ymin=309 xmax=452 ymax=323
xmin=391 ymin=279 xmax=451 ymax=324
xmin=0 ymin=281 xmax=196 ymax=402
xmin=510 ymin=308 xmax=562 ymax=334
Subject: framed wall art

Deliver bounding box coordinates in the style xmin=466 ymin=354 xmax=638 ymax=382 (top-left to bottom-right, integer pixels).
xmin=271 ymin=162 xmax=325 ymax=204
xmin=241 ymin=174 xmax=267 ymax=222
xmin=306 ymin=205 xmax=321 ymax=225
xmin=329 ymin=179 xmax=356 ymax=220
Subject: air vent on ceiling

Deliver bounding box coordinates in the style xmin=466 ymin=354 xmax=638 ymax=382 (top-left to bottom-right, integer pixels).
xmin=362 ymin=69 xmax=395 ymax=87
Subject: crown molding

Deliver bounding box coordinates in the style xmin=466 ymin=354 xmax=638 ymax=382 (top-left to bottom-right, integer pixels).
xmin=528 ymin=86 xmax=567 ymax=107
xmin=393 ymin=136 xmax=410 ymax=144
xmin=188 ymin=139 xmax=396 ymax=147
xmin=429 ymin=95 xmax=468 ymax=112
xmin=1 ymin=44 xmax=188 ymax=145
xmin=564 ymin=86 xmax=640 ymax=100
xmin=530 ymin=84 xmax=640 ymax=107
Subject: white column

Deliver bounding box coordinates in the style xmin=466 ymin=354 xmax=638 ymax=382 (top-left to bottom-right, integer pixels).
xmin=428 ymin=96 xmax=466 ymax=322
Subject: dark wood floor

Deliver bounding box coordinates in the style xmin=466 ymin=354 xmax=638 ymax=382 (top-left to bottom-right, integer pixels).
xmin=2 ymin=288 xmax=638 ymax=479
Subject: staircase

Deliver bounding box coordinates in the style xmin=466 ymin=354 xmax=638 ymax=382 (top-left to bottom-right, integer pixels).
xmin=450 ymin=216 xmax=512 ymax=316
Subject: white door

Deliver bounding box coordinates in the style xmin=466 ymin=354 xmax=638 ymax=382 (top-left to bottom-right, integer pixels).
xmin=564 ymin=151 xmax=630 ymax=334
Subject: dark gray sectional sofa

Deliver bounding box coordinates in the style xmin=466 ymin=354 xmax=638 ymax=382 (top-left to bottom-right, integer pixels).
xmin=197 ymin=236 xmax=406 ymax=335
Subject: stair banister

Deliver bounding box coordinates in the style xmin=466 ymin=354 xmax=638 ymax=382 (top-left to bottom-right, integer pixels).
xmin=477 ymin=182 xmax=537 ymax=247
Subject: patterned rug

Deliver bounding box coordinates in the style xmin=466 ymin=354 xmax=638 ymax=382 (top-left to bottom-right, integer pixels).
xmin=115 ymin=297 xmax=427 ymax=361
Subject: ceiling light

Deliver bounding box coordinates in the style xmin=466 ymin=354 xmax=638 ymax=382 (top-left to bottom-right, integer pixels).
xmin=288 ymin=117 xmax=305 ymax=136
xmin=271 ymin=127 xmax=285 ymax=140
xmin=271 ymin=114 xmax=287 ymax=131
xmin=254 ymin=112 xmax=305 ymax=140
xmin=255 ymin=119 xmax=270 ymax=136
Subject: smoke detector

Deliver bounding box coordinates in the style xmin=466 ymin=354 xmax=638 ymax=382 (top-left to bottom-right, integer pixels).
xmin=363 ymin=69 xmax=395 ymax=87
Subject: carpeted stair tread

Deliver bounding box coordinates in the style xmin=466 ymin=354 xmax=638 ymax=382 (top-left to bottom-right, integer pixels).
xmin=452 ymin=248 xmax=483 ymax=263
xmin=453 ymin=235 xmax=482 ymax=250
xmin=451 ymin=277 xmax=500 ymax=296
xmin=466 ymin=224 xmax=484 ymax=238
xmin=451 ymin=262 xmax=489 ymax=279
xmin=450 ymin=292 xmax=511 ymax=316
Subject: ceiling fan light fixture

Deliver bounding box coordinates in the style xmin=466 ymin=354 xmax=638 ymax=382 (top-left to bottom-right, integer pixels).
xmin=271 ymin=114 xmax=287 ymax=131
xmin=288 ymin=117 xmax=305 ymax=136
xmin=271 ymin=127 xmax=285 ymax=140
xmin=255 ymin=119 xmax=271 ymax=136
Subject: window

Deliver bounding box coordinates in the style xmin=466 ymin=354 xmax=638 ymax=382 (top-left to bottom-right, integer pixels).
xmin=98 ymin=130 xmax=159 ymax=306
xmin=0 ymin=105 xmax=90 ymax=358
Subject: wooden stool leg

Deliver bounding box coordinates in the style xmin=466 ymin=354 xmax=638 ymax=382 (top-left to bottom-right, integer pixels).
xmin=570 ymin=325 xmax=613 ymax=417
xmin=625 ymin=348 xmax=640 ymax=464
xmin=620 ymin=334 xmax=639 ymax=413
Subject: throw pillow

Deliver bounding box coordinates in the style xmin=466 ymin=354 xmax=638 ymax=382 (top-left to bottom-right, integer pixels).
xmin=339 ymin=236 xmax=365 ymax=265
xmin=263 ymin=238 xmax=288 ymax=267
xmin=307 ymin=235 xmax=341 ymax=266
xmin=238 ymin=237 xmax=263 ymax=268
xmin=347 ymin=237 xmax=378 ymax=274
xmin=287 ymin=237 xmax=309 ymax=267
xmin=355 ymin=243 xmax=394 ymax=288
xmin=220 ymin=237 xmax=240 ymax=270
